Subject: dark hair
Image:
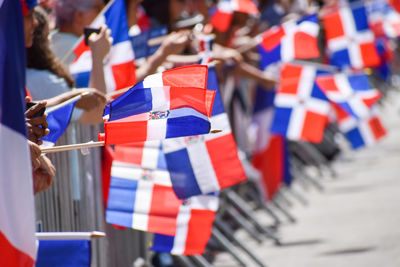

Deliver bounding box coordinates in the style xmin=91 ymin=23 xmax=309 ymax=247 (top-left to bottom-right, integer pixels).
xmin=27 ymin=7 xmax=75 ymax=88
xmin=141 ymin=0 xmax=170 ymax=27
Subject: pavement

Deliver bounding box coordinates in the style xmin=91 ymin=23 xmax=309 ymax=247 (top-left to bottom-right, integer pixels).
xmin=213 ymin=91 xmax=400 ymax=267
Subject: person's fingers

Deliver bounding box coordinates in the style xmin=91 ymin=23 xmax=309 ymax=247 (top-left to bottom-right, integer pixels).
xmin=28 ymin=115 xmax=47 ymax=127
xmin=25 ymin=101 xmax=46 ymax=118
xmin=25 ymin=96 xmax=32 ymax=104
xmin=32 ymin=126 xmax=47 ymax=138
xmin=105 ymin=28 xmax=111 ymax=38
xmin=108 ymin=37 xmax=113 ymax=46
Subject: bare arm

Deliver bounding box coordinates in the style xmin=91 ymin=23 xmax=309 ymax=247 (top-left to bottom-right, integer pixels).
xmin=233 ymin=61 xmax=277 ymax=90
xmin=136 ymin=31 xmax=190 ymax=82
xmin=88 ymin=26 xmax=113 ymax=94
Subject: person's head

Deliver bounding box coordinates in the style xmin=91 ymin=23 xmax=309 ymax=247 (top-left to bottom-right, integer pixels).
xmin=27 ymin=6 xmax=75 ymax=88
xmin=22 ymin=0 xmax=39 ymax=47
xmin=142 ymin=0 xmax=187 ymax=29
xmin=54 ymin=0 xmax=104 ymax=36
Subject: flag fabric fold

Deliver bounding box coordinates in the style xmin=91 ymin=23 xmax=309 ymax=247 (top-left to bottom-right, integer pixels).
xmin=151 ymin=194 xmax=219 ymax=255
xmin=100 ymin=86 xmax=215 ymax=145
xmin=332 ymin=103 xmax=386 ymax=149
xmin=162 ymin=66 xmax=246 ymax=199
xmin=258 ymin=14 xmax=320 ymax=69
xmin=69 ymin=0 xmax=136 ymax=92
xmin=316 ymin=72 xmax=381 ymax=119
xmin=106 ymin=160 xmax=182 ymax=235
xmin=0 ymin=0 xmax=36 ymax=265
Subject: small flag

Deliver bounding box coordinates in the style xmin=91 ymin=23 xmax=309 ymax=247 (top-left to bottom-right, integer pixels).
xmin=106 ymin=161 xmax=182 ymax=235
xmin=36 ymin=239 xmax=91 ymax=267
xmin=151 ymin=194 xmax=219 ymax=255
xmin=198 ymin=34 xmax=215 ymax=65
xmin=258 ymin=14 xmax=320 ymax=69
xmin=210 ymin=0 xmax=258 ymax=32
xmin=316 ymin=72 xmax=381 ymax=119
xmin=99 ymin=86 xmax=215 ymax=145
xmin=69 ymin=0 xmax=136 ymax=92
xmin=332 ymin=104 xmax=386 ymax=149
xmin=322 ymin=3 xmax=380 ymax=69
xmin=270 ymin=63 xmax=331 ymax=143
xmin=130 ymin=26 xmax=168 ymax=60
xmin=162 ymin=66 xmax=246 ymax=199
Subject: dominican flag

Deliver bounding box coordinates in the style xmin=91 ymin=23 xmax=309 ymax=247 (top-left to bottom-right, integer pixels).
xmin=69 ymin=0 xmax=136 ymax=92
xmin=162 ymin=66 xmax=246 ymax=199
xmin=316 ymin=72 xmax=381 ymax=120
xmin=270 ymin=63 xmax=331 ymax=143
xmin=36 ymin=239 xmax=91 ymax=267
xmin=258 ymin=14 xmax=320 ymax=69
xmin=152 ymin=194 xmax=219 ymax=255
xmin=389 ymin=0 xmax=400 ymax=13
xmin=99 ymin=85 xmax=215 ymax=145
xmin=106 ymin=161 xmax=182 ymax=235
xmin=322 ymin=3 xmax=380 ymax=69
xmin=0 ymin=0 xmax=37 ymax=265
xmin=134 ymin=65 xmax=209 ymax=90
xmin=366 ymin=1 xmax=400 ymax=39
xmin=251 ymin=89 xmax=290 ymax=200
xmin=332 ymin=104 xmax=386 ymax=149
xmin=210 ymin=0 xmax=258 ymax=32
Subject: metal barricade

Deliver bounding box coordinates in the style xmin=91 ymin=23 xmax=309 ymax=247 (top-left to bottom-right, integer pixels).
xmin=34 ymin=122 xmax=151 ymax=267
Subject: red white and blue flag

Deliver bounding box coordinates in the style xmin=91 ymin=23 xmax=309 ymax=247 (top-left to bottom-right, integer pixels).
xmin=251 ymin=89 xmax=291 ymax=200
xmin=151 ymin=194 xmax=218 ymax=255
xmin=0 ymin=0 xmax=36 ymax=265
xmin=114 ymin=141 xmax=167 ymax=170
xmin=162 ymin=66 xmax=246 ymax=199
xmin=99 ymin=85 xmax=215 ymax=145
xmin=332 ymin=104 xmax=386 ymax=149
xmin=322 ymin=3 xmax=380 ymax=69
xmin=210 ymin=0 xmax=258 ymax=32
xmin=270 ymin=63 xmax=331 ymax=143
xmin=69 ymin=0 xmax=136 ymax=92
xmin=106 ymin=160 xmax=182 ymax=235
xmin=367 ymin=1 xmax=400 ymax=39
xmin=258 ymin=14 xmax=320 ymax=69
xmin=316 ymin=72 xmax=381 ymax=120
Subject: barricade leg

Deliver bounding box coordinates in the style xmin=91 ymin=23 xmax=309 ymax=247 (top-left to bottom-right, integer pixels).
xmin=211 ymin=228 xmax=247 ymax=267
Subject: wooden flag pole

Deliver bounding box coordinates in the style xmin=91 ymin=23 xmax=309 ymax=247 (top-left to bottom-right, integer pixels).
xmin=36 ymin=231 xmax=106 ymax=240
xmin=45 ymin=93 xmax=84 ymax=115
xmin=41 ymin=141 xmax=105 ymax=154
xmin=41 ymin=130 xmax=222 ymax=154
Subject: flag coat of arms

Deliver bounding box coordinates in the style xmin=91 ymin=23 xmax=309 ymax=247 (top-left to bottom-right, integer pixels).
xmin=322 ymin=4 xmax=380 ymax=69
xmin=151 ymin=194 xmax=219 ymax=255
xmin=270 ymin=63 xmax=331 ymax=143
xmin=0 ymin=0 xmax=36 ymax=265
xmin=258 ymin=14 xmax=320 ymax=69
xmin=69 ymin=0 xmax=136 ymax=92
xmin=210 ymin=0 xmax=258 ymax=32
xmin=316 ymin=72 xmax=381 ymax=119
xmin=99 ymin=86 xmax=215 ymax=145
xmin=332 ymin=104 xmax=386 ymax=149
xmin=106 ymin=161 xmax=182 ymax=235
xmin=162 ymin=67 xmax=246 ymax=199
xmin=251 ymin=89 xmax=290 ymax=200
